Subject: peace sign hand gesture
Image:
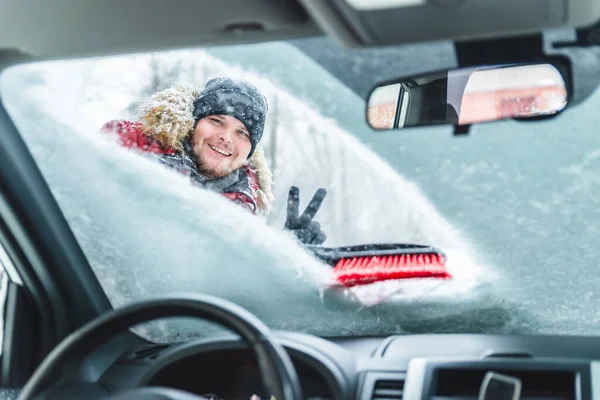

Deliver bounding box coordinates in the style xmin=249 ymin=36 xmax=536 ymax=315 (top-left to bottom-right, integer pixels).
xmin=284 ymin=186 xmax=327 ymax=245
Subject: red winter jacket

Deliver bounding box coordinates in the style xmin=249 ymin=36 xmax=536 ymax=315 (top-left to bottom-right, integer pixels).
xmin=101 ymin=120 xmax=262 ymax=213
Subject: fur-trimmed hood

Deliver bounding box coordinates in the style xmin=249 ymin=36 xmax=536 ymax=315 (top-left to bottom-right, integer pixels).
xmin=135 ymin=83 xmax=273 ymax=214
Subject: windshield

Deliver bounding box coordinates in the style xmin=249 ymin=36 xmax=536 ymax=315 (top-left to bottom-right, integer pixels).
xmin=2 ymin=38 xmax=598 ymax=341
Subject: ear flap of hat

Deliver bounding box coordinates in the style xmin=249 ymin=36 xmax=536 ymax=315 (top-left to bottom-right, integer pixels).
xmin=136 ymin=83 xmax=201 ymax=151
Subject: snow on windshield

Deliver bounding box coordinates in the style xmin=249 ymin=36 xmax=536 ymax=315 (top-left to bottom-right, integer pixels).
xmin=3 ymin=48 xmax=478 ymax=249
xmin=0 ymin=45 xmax=515 ymax=341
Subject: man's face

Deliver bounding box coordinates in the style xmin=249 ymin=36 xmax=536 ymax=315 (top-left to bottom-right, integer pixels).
xmin=191 ymin=114 xmax=252 ymax=178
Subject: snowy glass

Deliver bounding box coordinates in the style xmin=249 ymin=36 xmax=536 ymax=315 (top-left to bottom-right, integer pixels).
xmin=2 ymin=39 xmax=600 ymax=341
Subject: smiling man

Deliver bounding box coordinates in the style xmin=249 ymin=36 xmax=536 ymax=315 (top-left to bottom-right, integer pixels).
xmin=101 ymin=77 xmax=327 ymax=244
xmin=102 ymin=77 xmax=273 ymax=214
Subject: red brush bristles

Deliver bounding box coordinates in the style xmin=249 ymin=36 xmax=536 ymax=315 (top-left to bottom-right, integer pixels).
xmin=333 ymin=253 xmax=451 ymax=287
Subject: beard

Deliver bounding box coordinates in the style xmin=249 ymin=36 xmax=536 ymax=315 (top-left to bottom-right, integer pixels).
xmin=192 ymin=142 xmax=235 ymax=179
xmin=195 ymin=156 xmax=233 ymax=179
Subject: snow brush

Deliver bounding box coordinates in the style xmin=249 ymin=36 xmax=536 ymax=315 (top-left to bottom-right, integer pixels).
xmin=305 ymin=244 xmax=451 ymax=287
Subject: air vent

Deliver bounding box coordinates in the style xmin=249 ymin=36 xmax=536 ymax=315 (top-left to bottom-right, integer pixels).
xmin=372 ymin=379 xmax=404 ymax=400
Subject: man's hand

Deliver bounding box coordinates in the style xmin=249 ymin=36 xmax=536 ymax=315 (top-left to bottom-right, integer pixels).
xmin=284 ymin=186 xmax=327 ymax=245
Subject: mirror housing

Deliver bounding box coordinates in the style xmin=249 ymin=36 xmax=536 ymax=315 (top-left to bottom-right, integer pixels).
xmin=367 ymin=63 xmax=568 ymax=130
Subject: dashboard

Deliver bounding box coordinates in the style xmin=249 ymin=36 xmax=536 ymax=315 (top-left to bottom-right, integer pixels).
xmin=97 ymin=333 xmax=600 ymax=400
xmin=143 ymin=349 xmax=331 ymax=399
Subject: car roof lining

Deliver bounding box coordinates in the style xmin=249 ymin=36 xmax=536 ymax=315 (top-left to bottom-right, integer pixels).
xmin=4 ymin=0 xmax=600 ymax=64
xmin=298 ymin=0 xmax=600 ymax=47
xmin=0 ymin=0 xmax=321 ymax=62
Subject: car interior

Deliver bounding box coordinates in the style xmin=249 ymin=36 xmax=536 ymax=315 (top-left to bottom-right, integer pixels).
xmin=3 ymin=1 xmax=600 ymax=400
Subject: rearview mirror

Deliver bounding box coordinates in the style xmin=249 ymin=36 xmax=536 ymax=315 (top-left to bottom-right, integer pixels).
xmin=366 ymin=63 xmax=568 ymax=130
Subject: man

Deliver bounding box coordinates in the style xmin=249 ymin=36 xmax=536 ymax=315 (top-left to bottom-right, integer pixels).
xmin=101 ymin=77 xmax=327 ymax=245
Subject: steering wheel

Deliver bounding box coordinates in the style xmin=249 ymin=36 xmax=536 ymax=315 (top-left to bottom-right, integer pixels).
xmin=17 ymin=294 xmax=303 ymax=400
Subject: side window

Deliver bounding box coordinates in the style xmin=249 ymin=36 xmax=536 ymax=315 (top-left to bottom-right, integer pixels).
xmin=0 ymin=240 xmax=31 ymax=391
xmin=0 ymin=243 xmax=12 ymax=355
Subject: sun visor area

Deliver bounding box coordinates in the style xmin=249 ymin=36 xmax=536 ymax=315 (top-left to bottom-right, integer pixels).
xmin=0 ymin=0 xmax=319 ymax=59
xmin=298 ymin=0 xmax=600 ymax=47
